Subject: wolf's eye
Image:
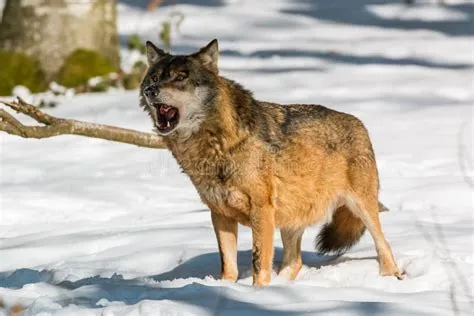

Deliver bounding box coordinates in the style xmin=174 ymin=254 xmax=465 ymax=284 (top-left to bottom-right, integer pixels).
xmin=176 ymin=75 xmax=185 ymax=81
xmin=174 ymin=70 xmax=188 ymax=81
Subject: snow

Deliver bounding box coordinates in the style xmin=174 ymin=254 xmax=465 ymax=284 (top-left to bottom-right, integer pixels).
xmin=120 ymin=49 xmax=147 ymax=74
xmin=1 ymin=0 xmax=473 ymax=315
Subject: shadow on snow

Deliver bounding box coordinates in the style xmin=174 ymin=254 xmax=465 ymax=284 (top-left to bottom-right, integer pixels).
xmin=281 ymin=0 xmax=474 ymax=37
xmin=0 ymin=249 xmax=404 ymax=315
xmin=118 ymin=0 xmax=224 ymax=9
xmin=118 ymin=0 xmax=473 ymax=71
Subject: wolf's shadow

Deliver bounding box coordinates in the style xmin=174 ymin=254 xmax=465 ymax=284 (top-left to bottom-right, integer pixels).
xmin=0 ymin=251 xmax=387 ymax=314
xmin=0 ymin=248 xmax=335 ymax=290
xmin=151 ymin=247 xmax=335 ymax=282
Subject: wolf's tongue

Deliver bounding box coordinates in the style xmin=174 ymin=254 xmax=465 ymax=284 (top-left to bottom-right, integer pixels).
xmin=159 ymin=105 xmax=168 ymax=114
xmin=166 ymin=108 xmax=177 ymax=120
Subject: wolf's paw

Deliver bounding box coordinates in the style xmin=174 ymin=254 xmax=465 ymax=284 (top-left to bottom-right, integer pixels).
xmin=380 ymin=266 xmax=405 ymax=280
xmin=278 ymin=263 xmax=302 ymax=281
xmin=221 ymin=272 xmax=238 ymax=283
xmin=252 ymin=270 xmax=271 ymax=287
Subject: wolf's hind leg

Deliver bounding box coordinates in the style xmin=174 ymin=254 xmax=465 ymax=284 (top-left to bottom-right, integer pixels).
xmin=346 ymin=195 xmax=403 ymax=279
xmin=211 ymin=212 xmax=238 ymax=282
xmin=278 ymin=227 xmax=304 ymax=281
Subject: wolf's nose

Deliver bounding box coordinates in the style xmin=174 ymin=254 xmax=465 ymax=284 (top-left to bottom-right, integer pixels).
xmin=144 ymin=86 xmax=158 ymax=98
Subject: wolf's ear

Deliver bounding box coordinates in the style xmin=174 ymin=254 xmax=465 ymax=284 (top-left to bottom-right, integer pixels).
xmin=195 ymin=39 xmax=219 ymax=73
xmin=146 ymin=41 xmax=166 ymax=65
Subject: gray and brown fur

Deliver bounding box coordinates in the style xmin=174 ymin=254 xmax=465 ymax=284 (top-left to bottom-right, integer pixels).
xmin=140 ymin=39 xmax=402 ymax=286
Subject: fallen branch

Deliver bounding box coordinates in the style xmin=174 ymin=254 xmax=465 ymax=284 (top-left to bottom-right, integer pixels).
xmin=0 ymin=97 xmax=166 ymax=149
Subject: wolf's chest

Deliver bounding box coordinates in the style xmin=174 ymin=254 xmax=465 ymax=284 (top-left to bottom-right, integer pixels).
xmin=196 ymin=180 xmax=251 ymax=224
xmin=167 ymin=134 xmax=254 ymax=223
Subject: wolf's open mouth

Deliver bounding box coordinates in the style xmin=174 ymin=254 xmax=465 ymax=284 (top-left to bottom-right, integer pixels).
xmin=154 ymin=103 xmax=179 ymax=134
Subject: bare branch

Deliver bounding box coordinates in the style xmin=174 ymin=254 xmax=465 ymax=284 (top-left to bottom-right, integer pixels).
xmin=3 ymin=97 xmax=57 ymax=125
xmin=0 ymin=109 xmax=27 ymax=136
xmin=0 ymin=98 xmax=167 ymax=149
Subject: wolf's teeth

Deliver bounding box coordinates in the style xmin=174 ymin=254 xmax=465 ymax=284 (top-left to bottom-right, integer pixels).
xmin=167 ymin=121 xmax=170 ymax=128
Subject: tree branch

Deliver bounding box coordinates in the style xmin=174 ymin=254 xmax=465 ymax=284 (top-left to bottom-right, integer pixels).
xmin=0 ymin=98 xmax=167 ymax=149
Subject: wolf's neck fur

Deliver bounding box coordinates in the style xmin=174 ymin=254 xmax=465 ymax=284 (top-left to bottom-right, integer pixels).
xmin=211 ymin=77 xmax=257 ymax=146
xmin=169 ymin=77 xmax=256 ymax=148
xmin=164 ymin=77 xmax=260 ymax=178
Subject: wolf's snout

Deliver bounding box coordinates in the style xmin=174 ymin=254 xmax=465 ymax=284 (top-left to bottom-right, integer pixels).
xmin=144 ymin=85 xmax=158 ymax=99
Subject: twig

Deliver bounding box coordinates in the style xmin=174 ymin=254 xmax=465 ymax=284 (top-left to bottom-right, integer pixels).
xmin=0 ymin=98 xmax=167 ymax=149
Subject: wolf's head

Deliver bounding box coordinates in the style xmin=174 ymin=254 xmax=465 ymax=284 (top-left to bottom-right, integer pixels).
xmin=140 ymin=39 xmax=219 ymax=137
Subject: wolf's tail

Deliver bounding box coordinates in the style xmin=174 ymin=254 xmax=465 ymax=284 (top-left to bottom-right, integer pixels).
xmin=315 ymin=201 xmax=389 ymax=255
xmin=315 ymin=205 xmax=366 ymax=255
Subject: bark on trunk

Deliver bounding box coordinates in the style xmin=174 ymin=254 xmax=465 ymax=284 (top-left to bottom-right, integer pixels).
xmin=0 ymin=0 xmax=120 ymax=81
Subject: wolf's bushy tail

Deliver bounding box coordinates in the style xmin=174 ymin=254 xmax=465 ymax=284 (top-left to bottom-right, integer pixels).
xmin=315 ymin=205 xmax=366 ymax=255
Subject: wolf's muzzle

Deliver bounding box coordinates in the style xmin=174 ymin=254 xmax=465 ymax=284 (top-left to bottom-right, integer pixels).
xmin=144 ymin=85 xmax=159 ymax=99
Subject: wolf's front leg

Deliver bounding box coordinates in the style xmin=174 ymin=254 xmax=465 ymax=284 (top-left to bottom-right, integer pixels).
xmin=250 ymin=205 xmax=275 ymax=286
xmin=211 ymin=211 xmax=238 ymax=282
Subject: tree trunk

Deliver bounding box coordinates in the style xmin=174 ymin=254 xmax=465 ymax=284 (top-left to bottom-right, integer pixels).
xmin=147 ymin=0 xmax=162 ymax=11
xmin=0 ymin=0 xmax=120 ymax=81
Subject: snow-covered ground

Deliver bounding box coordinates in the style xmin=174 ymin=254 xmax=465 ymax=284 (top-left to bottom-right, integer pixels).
xmin=1 ymin=0 xmax=473 ymax=315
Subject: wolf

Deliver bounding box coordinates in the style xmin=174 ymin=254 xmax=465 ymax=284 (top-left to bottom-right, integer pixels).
xmin=140 ymin=39 xmax=403 ymax=286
